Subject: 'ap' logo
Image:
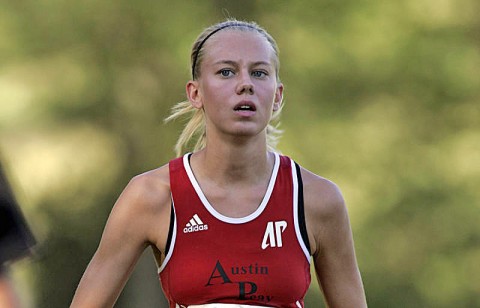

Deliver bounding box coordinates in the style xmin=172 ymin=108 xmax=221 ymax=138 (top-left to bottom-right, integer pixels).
xmin=261 ymin=221 xmax=287 ymax=249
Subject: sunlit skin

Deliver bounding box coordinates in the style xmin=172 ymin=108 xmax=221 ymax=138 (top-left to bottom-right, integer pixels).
xmin=188 ymin=30 xmax=283 ymax=143
xmin=71 ymin=28 xmax=367 ymax=308
xmin=185 ymin=30 xmax=284 ymax=217
xmin=0 ymin=275 xmax=20 ymax=308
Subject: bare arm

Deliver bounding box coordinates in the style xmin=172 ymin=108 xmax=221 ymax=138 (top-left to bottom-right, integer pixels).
xmin=0 ymin=271 xmax=20 ymax=308
xmin=303 ymin=169 xmax=367 ymax=307
xmin=71 ymin=168 xmax=171 ymax=307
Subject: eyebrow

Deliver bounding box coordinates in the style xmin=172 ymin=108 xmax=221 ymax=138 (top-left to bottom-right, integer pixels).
xmin=212 ymin=60 xmax=273 ymax=67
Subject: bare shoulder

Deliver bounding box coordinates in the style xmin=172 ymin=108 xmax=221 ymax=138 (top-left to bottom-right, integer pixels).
xmin=124 ymin=163 xmax=171 ymax=213
xmin=300 ymin=167 xmax=346 ymax=218
xmin=108 ymin=163 xmax=172 ymax=250
xmin=70 ymin=164 xmax=173 ymax=307
xmin=299 ymin=166 xmax=349 ymax=255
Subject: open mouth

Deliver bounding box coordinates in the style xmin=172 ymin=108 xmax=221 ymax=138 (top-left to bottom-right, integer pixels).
xmin=234 ymin=103 xmax=256 ymax=112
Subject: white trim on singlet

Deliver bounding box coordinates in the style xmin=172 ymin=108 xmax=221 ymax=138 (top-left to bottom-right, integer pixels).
xmin=176 ymin=304 xmax=274 ymax=308
xmin=291 ymin=158 xmax=311 ymax=262
xmin=174 ymin=302 xmax=302 ymax=308
xmin=183 ymin=152 xmax=280 ymax=224
xmin=158 ymin=196 xmax=177 ymax=273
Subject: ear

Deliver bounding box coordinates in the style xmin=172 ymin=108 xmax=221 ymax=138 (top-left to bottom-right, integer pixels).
xmin=186 ymin=80 xmax=203 ymax=109
xmin=273 ymin=83 xmax=284 ymax=111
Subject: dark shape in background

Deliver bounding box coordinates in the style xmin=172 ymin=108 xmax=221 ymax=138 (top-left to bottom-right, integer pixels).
xmin=0 ymin=160 xmax=36 ymax=266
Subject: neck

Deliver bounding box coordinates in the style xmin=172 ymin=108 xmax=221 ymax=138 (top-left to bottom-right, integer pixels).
xmin=191 ymin=135 xmax=274 ymax=185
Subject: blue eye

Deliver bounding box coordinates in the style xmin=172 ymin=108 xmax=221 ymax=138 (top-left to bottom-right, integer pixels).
xmin=252 ymin=70 xmax=267 ymax=78
xmin=218 ymin=69 xmax=234 ymax=77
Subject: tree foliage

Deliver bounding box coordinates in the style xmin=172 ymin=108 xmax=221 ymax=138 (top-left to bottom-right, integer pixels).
xmin=1 ymin=0 xmax=479 ymax=307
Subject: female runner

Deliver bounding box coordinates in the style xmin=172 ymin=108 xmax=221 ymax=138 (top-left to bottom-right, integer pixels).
xmin=71 ymin=19 xmax=367 ymax=308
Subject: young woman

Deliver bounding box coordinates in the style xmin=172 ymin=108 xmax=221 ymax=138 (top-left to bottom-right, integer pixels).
xmin=71 ymin=19 xmax=367 ymax=308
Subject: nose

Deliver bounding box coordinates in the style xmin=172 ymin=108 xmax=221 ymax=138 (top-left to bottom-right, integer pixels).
xmin=236 ymin=71 xmax=254 ymax=95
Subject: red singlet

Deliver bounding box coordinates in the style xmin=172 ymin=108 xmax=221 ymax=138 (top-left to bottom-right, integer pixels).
xmin=159 ymin=153 xmax=311 ymax=308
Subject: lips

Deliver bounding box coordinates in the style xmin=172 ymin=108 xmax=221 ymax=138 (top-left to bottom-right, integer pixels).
xmin=234 ymin=101 xmax=256 ymax=112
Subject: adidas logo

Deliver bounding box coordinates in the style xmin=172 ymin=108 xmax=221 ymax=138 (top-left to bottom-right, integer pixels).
xmin=183 ymin=214 xmax=209 ymax=233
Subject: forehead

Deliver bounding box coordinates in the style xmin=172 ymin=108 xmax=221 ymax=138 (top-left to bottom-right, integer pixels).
xmin=202 ymin=30 xmax=276 ymax=65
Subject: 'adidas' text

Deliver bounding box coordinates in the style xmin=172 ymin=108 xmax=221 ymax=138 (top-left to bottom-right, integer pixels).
xmin=183 ymin=214 xmax=208 ymax=233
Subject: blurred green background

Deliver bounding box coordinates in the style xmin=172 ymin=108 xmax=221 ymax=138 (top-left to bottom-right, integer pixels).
xmin=1 ymin=0 xmax=479 ymax=307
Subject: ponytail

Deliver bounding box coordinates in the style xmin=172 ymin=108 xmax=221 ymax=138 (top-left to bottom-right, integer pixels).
xmin=164 ymin=101 xmax=206 ymax=157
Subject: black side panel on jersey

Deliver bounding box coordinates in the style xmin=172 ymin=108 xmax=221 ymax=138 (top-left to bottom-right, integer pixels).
xmin=295 ymin=162 xmax=311 ymax=255
xmin=164 ymin=200 xmax=175 ymax=255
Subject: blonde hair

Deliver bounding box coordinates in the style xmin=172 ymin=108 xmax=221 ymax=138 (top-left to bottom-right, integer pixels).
xmin=165 ymin=19 xmax=283 ymax=157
